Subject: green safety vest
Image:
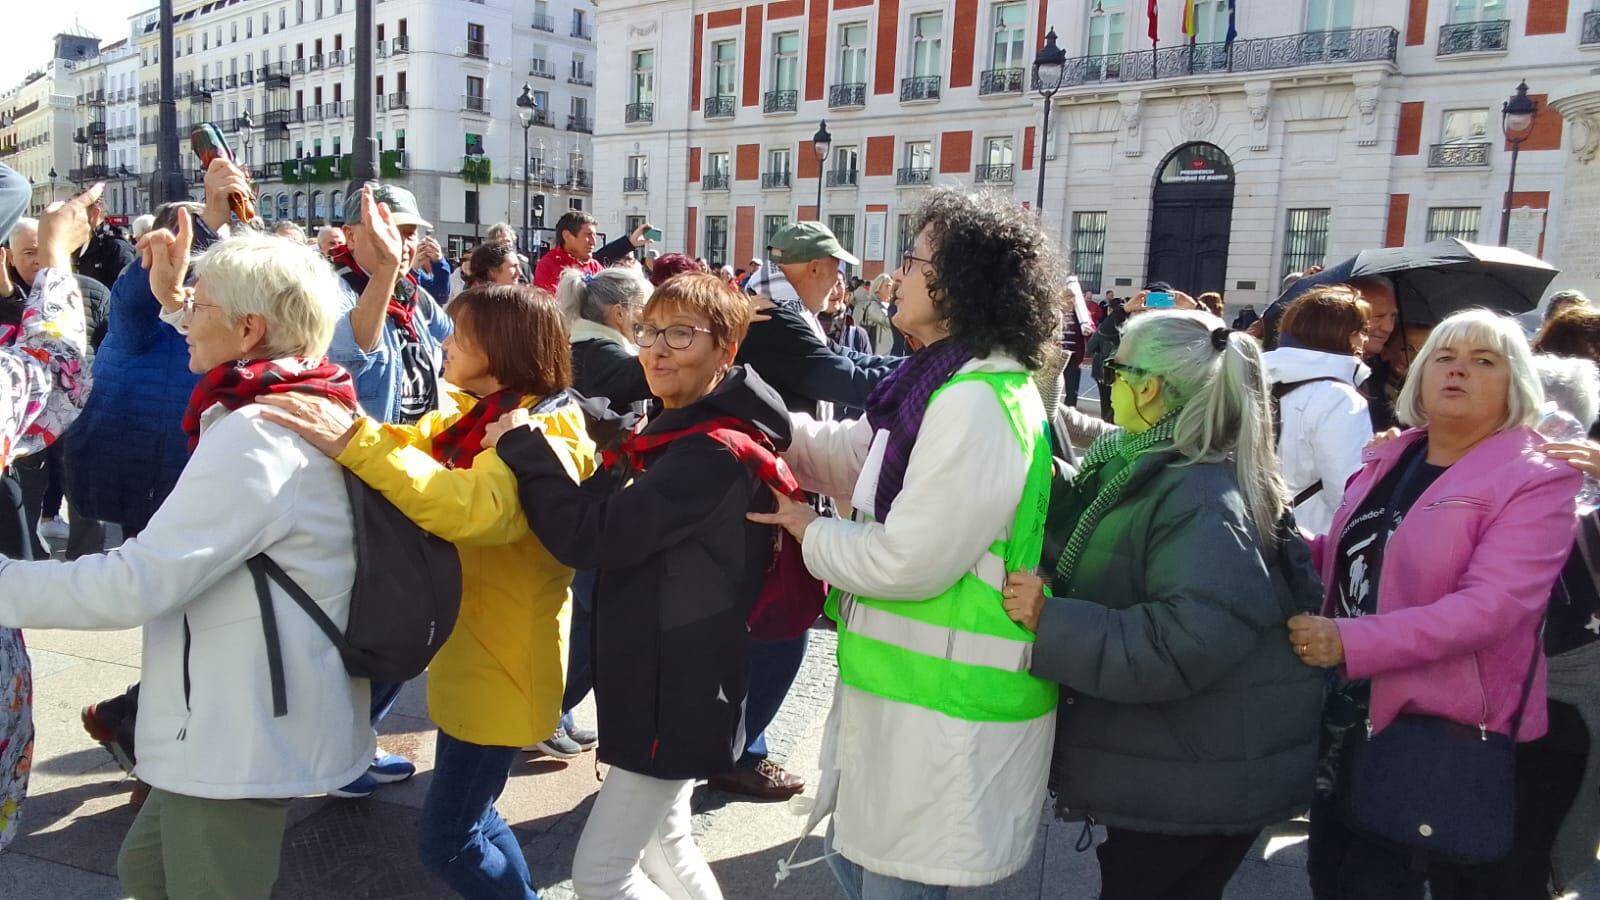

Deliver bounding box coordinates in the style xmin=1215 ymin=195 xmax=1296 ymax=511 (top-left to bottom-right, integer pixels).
xmin=825 ymin=370 xmax=1059 ymax=723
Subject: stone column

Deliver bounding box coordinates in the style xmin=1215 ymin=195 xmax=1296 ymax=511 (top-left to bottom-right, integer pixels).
xmin=1549 ymin=77 xmax=1600 ymax=301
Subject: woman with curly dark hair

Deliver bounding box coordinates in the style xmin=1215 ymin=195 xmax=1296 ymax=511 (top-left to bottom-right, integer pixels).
xmin=753 ymin=188 xmax=1063 ymax=897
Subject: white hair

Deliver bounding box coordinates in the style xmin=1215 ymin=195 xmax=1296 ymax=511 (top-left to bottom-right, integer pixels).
xmin=1395 ymin=308 xmax=1544 ymax=432
xmin=1120 ymin=309 xmax=1288 ymax=543
xmin=486 ymin=222 xmax=517 ymax=244
xmin=130 ymin=214 xmax=156 ymax=241
xmin=1534 ymin=354 xmax=1600 ymax=428
xmin=557 ymin=264 xmax=649 ymax=327
xmin=272 ymin=220 xmax=307 ymax=243
xmin=315 ymin=225 xmax=343 ymax=242
xmin=192 ymin=231 xmax=343 ymax=359
xmin=6 ymin=217 xmax=37 ymax=246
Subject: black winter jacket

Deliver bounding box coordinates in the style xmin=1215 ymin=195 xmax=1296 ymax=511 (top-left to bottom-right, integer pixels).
xmin=1033 ymin=449 xmax=1325 ymax=835
xmin=570 ymin=337 xmax=649 ymax=416
xmin=498 ymin=367 xmax=788 ymax=779
xmin=735 ymin=299 xmax=899 ymax=416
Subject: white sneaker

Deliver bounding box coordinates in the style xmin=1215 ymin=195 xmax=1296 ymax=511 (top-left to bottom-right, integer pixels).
xmin=38 ymin=516 xmax=68 ymax=541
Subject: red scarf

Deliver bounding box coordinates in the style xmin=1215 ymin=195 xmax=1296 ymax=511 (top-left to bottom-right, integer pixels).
xmin=603 ymin=415 xmax=801 ymax=500
xmin=428 ymin=389 xmax=530 ymax=469
xmin=182 ymin=358 xmax=358 ymax=452
xmin=328 ymin=244 xmax=422 ymax=341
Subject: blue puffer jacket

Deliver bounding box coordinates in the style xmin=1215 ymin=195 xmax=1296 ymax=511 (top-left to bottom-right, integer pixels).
xmin=62 ymin=249 xmax=203 ymax=532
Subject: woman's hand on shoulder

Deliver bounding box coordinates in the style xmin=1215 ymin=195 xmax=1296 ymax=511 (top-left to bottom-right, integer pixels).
xmin=483 ymin=407 xmax=537 ymax=450
xmin=1288 ymin=613 xmax=1344 ymax=668
xmin=256 ymin=394 xmax=360 ymax=458
xmin=747 ymin=488 xmax=817 ymax=541
xmin=1002 ymin=571 xmax=1047 ymax=632
xmin=1540 ymin=440 xmax=1600 ymax=479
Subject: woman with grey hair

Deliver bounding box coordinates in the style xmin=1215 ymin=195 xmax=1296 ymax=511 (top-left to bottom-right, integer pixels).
xmin=1290 ymin=309 xmax=1583 ymax=898
xmin=557 ymin=265 xmax=651 ymax=415
xmin=1003 ymin=308 xmax=1324 ymax=898
xmin=0 ymin=215 xmax=373 ymax=897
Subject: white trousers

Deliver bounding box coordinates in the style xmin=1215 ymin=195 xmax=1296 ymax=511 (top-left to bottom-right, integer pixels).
xmin=571 ymin=767 xmax=724 ymax=900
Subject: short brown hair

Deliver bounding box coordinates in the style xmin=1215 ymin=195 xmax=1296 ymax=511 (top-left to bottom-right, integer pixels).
xmin=467 ymin=242 xmax=518 ymax=285
xmin=644 ymin=272 xmax=751 ymax=348
xmin=555 ymin=211 xmax=598 ymax=242
xmin=1196 ymin=291 xmax=1224 ymax=317
xmin=448 ymin=286 xmax=572 ymax=396
xmin=1280 ymin=286 xmax=1371 ymax=355
xmin=1534 ymin=306 xmax=1600 ymax=366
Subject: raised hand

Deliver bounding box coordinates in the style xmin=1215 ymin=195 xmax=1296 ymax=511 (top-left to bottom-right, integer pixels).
xmin=36 ymin=182 xmax=105 ymax=272
xmin=201 ymin=157 xmax=253 ymax=232
xmin=137 ymin=205 xmax=195 ymax=309
xmin=348 ymin=185 xmax=403 ymax=276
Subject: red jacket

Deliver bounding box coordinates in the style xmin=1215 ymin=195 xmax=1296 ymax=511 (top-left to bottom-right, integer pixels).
xmin=532 ymin=246 xmax=601 ymax=294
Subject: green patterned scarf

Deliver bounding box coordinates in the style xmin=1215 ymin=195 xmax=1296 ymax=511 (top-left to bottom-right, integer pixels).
xmin=1053 ymin=412 xmax=1179 ymax=589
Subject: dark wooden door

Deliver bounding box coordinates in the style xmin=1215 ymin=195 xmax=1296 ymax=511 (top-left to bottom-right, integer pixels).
xmin=1146 ymin=199 xmax=1232 ymax=295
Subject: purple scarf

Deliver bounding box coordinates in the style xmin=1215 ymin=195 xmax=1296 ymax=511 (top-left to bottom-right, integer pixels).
xmin=863 ymin=340 xmax=974 ymax=522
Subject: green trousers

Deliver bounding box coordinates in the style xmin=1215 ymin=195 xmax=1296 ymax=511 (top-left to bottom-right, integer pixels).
xmin=117 ymin=788 xmax=293 ymax=900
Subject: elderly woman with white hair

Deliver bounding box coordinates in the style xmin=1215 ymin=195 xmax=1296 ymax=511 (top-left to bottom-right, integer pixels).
xmin=0 ymin=212 xmax=372 ymax=898
xmin=1289 ymin=309 xmax=1584 ymax=899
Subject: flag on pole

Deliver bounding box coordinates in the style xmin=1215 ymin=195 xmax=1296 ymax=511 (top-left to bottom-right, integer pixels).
xmin=1226 ymin=0 xmax=1238 ymax=46
xmin=1148 ymin=0 xmax=1159 ymax=47
xmin=1182 ymin=0 xmax=1197 ymax=43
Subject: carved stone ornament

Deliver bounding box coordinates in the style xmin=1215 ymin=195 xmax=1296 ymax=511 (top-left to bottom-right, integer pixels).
xmin=1244 ymin=82 xmax=1271 ymax=151
xmin=1178 ymin=96 xmax=1220 ymax=141
xmin=628 ymin=21 xmax=658 ymax=38
xmin=1352 ymin=74 xmax=1383 ymax=146
xmin=1571 ymin=112 xmax=1600 ymax=165
xmin=1119 ymin=92 xmax=1143 ymax=157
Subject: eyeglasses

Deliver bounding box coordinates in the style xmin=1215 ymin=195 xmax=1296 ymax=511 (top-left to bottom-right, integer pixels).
xmin=179 ymin=296 xmax=223 ymax=321
xmin=901 ymin=251 xmax=935 ymax=275
xmin=633 ymin=323 xmax=714 ymax=350
xmin=1104 ymin=359 xmax=1151 ymax=386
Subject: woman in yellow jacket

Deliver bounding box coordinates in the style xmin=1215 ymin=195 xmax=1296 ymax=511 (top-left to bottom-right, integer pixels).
xmin=261 ymin=285 xmax=593 ymax=900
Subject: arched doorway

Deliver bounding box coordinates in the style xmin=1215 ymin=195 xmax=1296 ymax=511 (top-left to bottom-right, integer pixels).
xmin=1145 ymin=143 xmax=1235 ymax=295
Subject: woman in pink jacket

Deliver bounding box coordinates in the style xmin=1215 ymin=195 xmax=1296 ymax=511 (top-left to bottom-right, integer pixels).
xmin=1288 ymin=309 xmax=1582 ymax=900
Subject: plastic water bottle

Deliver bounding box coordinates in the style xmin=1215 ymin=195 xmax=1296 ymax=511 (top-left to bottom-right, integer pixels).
xmin=1538 ymin=403 xmax=1600 ymax=513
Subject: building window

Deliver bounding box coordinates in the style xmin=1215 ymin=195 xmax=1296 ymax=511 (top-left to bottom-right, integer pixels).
xmin=1192 ymin=0 xmax=1231 ymax=43
xmin=1449 ymin=0 xmax=1507 ymax=23
xmin=764 ymin=215 xmax=790 ymax=247
xmin=465 ymin=133 xmax=484 ymax=154
xmin=834 ymin=145 xmax=859 ymax=175
xmin=771 ymin=32 xmax=800 ymax=92
xmin=1426 ymin=207 xmax=1481 ymax=242
xmin=1087 ymin=0 xmax=1126 ymax=55
xmin=705 ymin=215 xmax=729 ymax=264
xmin=1070 ymin=212 xmax=1109 ymax=293
xmin=1305 ymin=0 xmax=1354 ymax=31
xmin=711 ymin=40 xmax=738 ymax=97
xmin=1282 ymin=208 xmax=1331 ymax=277
xmin=465 ymin=190 xmax=479 ymax=225
xmin=838 ymin=23 xmax=868 ymax=85
xmin=905 ymin=140 xmax=933 ymax=171
xmin=768 ymin=147 xmax=791 ymax=175
xmin=828 ymin=215 xmax=856 ymax=257
xmin=898 ymin=214 xmax=917 ymax=254
xmin=708 ymin=151 xmax=730 ymax=177
xmin=628 ymin=155 xmax=649 ymax=179
xmin=984 ymin=137 xmax=1014 ymax=166
xmin=570 ymin=198 xmax=584 ymax=211
xmin=1441 ymin=109 xmax=1490 ymax=143
xmin=909 ymin=13 xmax=943 ymax=78
xmin=631 ymin=50 xmax=654 ymax=103
xmin=991 ymin=3 xmax=1027 ymax=70
xmin=467 ymin=22 xmax=486 ymax=58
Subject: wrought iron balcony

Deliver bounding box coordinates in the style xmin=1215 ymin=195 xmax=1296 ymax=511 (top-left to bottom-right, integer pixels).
xmin=975 ymin=163 xmax=1014 ymax=183
xmin=764 ymin=89 xmax=798 ymax=114
xmin=897 ymin=167 xmax=932 ymax=186
xmin=532 ymin=13 xmax=555 ymax=32
xmin=303 ymin=105 xmax=324 ymax=122
xmin=1585 ymin=10 xmax=1600 ymax=45
xmin=69 ymin=165 xmax=110 ymax=182
xmin=139 ymin=89 xmax=159 ymax=106
xmin=762 ymin=171 xmax=791 ymax=189
xmin=260 ymin=109 xmax=293 ymax=126
xmin=900 ymin=76 xmax=941 ymax=102
xmin=566 ymin=168 xmax=592 ymax=190
xmin=979 ymin=69 xmax=1025 ymax=95
xmin=224 ymin=74 xmax=238 ymax=89
xmin=521 ymin=108 xmax=553 ymax=127
xmin=462 ymin=94 xmax=488 ymax=113
xmin=327 ymin=49 xmax=345 ymax=67
xmin=625 ymin=102 xmax=654 ymax=124
xmin=826 ymin=168 xmax=858 ymax=188
xmin=466 ymin=40 xmax=488 ymax=60
xmin=139 ymin=130 xmax=159 ymax=146
xmin=1438 ymin=20 xmax=1509 ymax=56
xmin=309 ymin=54 xmax=324 ymax=71
xmin=323 ymin=102 xmax=348 ymax=118
xmin=530 ymin=60 xmax=554 ymax=80
xmin=567 ymin=115 xmax=593 ymax=134
xmin=188 ymin=82 xmax=213 ymax=102
xmin=84 ymin=89 xmax=106 ymax=106
xmin=623 ymin=176 xmax=649 ymax=193
xmin=391 ymin=35 xmax=410 ymax=54
xmin=249 ymin=164 xmax=275 ymax=181
xmin=291 ymin=58 xmax=307 ymax=75
xmin=829 ymin=83 xmax=866 ymax=109
xmin=1032 ymin=26 xmax=1398 ymax=91
xmin=260 ymin=63 xmax=291 ymax=88
xmin=388 ymin=91 xmax=410 ymax=110
xmin=570 ymin=70 xmax=594 ymax=87
xmin=1428 ymin=142 xmax=1490 ymax=168
xmin=572 ymin=23 xmax=593 ymax=40
xmin=704 ymin=95 xmax=736 ymax=119
xmin=702 ymin=172 xmax=730 ymax=191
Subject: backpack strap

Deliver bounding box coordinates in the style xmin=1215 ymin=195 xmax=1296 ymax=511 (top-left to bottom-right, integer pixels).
xmin=247 ymin=553 xmax=347 ymax=719
xmin=1272 ymin=376 xmax=1351 ymax=501
xmin=1293 ymin=481 xmax=1325 ymax=508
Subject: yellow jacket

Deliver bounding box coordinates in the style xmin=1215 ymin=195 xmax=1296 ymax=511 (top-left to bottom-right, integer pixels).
xmin=336 ymin=391 xmax=595 ymax=748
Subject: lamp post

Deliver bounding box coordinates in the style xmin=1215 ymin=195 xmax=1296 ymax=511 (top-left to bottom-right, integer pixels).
xmin=516 ymin=83 xmax=537 ymax=253
xmin=1498 ymin=80 xmax=1538 ymax=247
xmin=117 ymin=164 xmax=132 ymax=217
xmin=1032 ymin=29 xmax=1067 ymax=217
xmin=468 ymin=144 xmax=484 ymax=241
xmin=240 ymin=108 xmax=254 ymax=170
xmin=73 ymin=132 xmax=89 ymax=186
xmin=811 ymin=121 xmax=831 ymax=222
xmin=48 ymin=168 xmax=58 ymax=202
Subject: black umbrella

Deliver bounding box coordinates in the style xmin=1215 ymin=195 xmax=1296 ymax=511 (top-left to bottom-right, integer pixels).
xmin=1268 ymin=239 xmax=1559 ymax=327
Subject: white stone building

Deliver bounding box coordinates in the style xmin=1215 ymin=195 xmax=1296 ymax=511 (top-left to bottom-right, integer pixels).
xmin=71 ymin=22 xmax=150 ymax=222
xmin=0 ymin=32 xmax=103 ymax=215
xmin=593 ymin=0 xmax=1599 ymax=311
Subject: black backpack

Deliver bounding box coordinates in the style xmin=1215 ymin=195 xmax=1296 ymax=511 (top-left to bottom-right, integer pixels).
xmin=1271 ymin=376 xmax=1346 ymax=509
xmin=247 ymin=467 xmax=463 ymax=718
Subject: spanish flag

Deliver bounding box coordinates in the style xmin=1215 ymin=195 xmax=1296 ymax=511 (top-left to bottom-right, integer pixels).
xmin=1182 ymin=0 xmax=1198 ymax=42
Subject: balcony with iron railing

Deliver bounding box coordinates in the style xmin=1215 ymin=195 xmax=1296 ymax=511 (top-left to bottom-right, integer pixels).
xmin=224 ymin=74 xmax=238 ymax=89
xmin=309 ymin=54 xmax=325 ymax=72
xmin=523 ymin=108 xmax=553 ymax=127
xmin=762 ymin=171 xmax=791 ymax=189
xmin=897 ymin=167 xmax=932 ymax=186
xmin=249 ymin=164 xmax=275 ymax=181
xmin=260 ymin=63 xmax=291 ymax=88
xmin=702 ymin=172 xmax=731 ymax=191
xmin=1438 ymin=20 xmax=1509 ymax=56
xmin=241 ymin=70 xmax=255 ymax=87
xmin=623 ymin=175 xmax=648 ymax=193
xmin=527 ymin=162 xmax=557 ymax=186
xmin=570 ymin=69 xmax=594 ymax=87
xmin=572 ymin=22 xmax=594 ymax=40
xmin=532 ymin=13 xmax=555 ymax=32
xmin=704 ymin=95 xmax=735 ymax=118
xmin=291 ymin=58 xmax=307 ymax=75
xmin=1033 ymin=26 xmax=1399 ymax=91
xmin=462 ymin=94 xmax=488 ymax=114
xmin=625 ymin=102 xmax=654 ymax=124
xmin=1585 ymin=10 xmax=1600 ymax=46
xmin=139 ymin=88 xmax=159 ymax=106
xmin=466 ymin=39 xmax=488 ymax=60
xmin=901 ymin=75 xmax=941 ymax=102
xmin=188 ymin=81 xmax=213 ymax=102
xmin=392 ymin=35 xmax=410 ymax=54
xmin=567 ymin=114 xmax=593 ymax=133
xmin=139 ymin=129 xmax=159 ymax=146
xmin=829 ymin=83 xmax=866 ymax=109
xmin=303 ymin=105 xmax=324 ymax=122
xmin=979 ymin=68 xmax=1025 ymax=95
xmin=327 ymin=49 xmax=345 ymax=67
xmin=1428 ymin=142 xmax=1491 ymax=168
xmin=975 ymin=163 xmax=1014 ymax=183
xmin=826 ymin=168 xmax=859 ymax=188
xmin=388 ymin=91 xmax=410 ymax=110
xmin=69 ymin=164 xmax=110 ymax=182
xmin=530 ymin=59 xmax=554 ymax=80
xmin=764 ymin=89 xmax=798 ymax=114
xmin=566 ymin=168 xmax=592 ymax=190
xmin=323 ymin=101 xmax=349 ymax=118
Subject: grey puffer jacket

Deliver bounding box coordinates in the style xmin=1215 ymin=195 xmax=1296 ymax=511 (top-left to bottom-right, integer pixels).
xmin=1032 ymin=448 xmax=1324 ymax=835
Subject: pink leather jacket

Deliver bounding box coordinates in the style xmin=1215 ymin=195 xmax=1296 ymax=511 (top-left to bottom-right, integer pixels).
xmin=1310 ymin=427 xmax=1581 ymax=740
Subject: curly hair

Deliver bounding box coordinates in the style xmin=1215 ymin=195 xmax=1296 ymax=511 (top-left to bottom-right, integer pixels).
xmin=910 ymin=187 xmax=1063 ymax=370
xmin=1533 ymin=306 xmax=1600 ymax=367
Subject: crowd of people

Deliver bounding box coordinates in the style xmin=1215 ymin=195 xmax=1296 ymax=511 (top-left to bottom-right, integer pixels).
xmin=0 ymin=154 xmax=1597 ymax=900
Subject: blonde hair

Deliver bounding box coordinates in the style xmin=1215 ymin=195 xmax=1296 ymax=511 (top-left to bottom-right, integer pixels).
xmin=1394 ymin=309 xmax=1544 ymax=432
xmin=869 ymin=273 xmax=894 ymax=296
xmin=192 ymin=231 xmax=343 ymax=359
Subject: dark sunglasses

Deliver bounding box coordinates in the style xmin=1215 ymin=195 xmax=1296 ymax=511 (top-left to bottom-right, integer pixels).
xmin=1104 ymin=360 xmax=1151 ymax=386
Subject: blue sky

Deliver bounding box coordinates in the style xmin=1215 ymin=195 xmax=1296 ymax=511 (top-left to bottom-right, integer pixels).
xmin=2 ymin=0 xmax=152 ymax=92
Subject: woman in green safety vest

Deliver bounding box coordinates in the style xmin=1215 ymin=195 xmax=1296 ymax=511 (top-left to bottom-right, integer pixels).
xmin=1002 ymin=306 xmax=1325 ymax=900
xmin=752 ymin=188 xmax=1062 ymax=898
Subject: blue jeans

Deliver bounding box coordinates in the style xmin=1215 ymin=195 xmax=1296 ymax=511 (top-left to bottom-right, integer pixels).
xmin=825 ymin=825 xmax=949 ymax=900
xmin=738 ymin=632 xmax=809 ymax=768
xmin=417 ymin=731 xmax=538 ymax=900
xmin=559 ymin=569 xmax=596 ymax=732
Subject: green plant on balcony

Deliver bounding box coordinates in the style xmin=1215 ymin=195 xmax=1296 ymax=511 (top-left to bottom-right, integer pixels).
xmin=380 ymin=149 xmax=406 ymax=178
xmin=460 ymin=155 xmax=493 ymax=185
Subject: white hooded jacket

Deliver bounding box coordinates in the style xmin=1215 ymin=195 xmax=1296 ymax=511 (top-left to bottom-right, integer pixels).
xmin=1262 ymin=346 xmax=1373 ymax=535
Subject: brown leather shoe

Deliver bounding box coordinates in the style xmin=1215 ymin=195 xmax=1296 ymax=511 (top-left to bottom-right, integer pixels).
xmin=707 ymin=760 xmax=805 ymax=800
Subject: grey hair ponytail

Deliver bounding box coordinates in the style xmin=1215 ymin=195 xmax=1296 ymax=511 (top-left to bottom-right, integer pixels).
xmin=1121 ymin=310 xmax=1288 ymax=544
xmin=556 ymin=265 xmax=650 ymax=326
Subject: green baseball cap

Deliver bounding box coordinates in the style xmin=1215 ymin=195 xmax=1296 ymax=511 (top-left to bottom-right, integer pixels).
xmin=343 ymin=181 xmax=432 ymax=230
xmin=768 ymin=221 xmax=860 ymax=267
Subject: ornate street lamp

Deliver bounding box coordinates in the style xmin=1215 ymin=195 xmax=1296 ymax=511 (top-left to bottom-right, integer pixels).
xmin=811 ymin=121 xmax=831 ymax=221
xmin=1498 ymin=80 xmax=1538 ymax=247
xmin=1032 ymin=29 xmax=1067 ymax=212
xmin=516 ymin=83 xmax=537 ymax=251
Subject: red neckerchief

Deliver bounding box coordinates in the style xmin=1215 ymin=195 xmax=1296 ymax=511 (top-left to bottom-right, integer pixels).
xmin=428 ymin=389 xmax=530 ymax=469
xmin=328 ymin=244 xmax=423 ymax=342
xmin=602 ymin=415 xmax=801 ymax=500
xmin=182 ymin=357 xmax=358 ymax=452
